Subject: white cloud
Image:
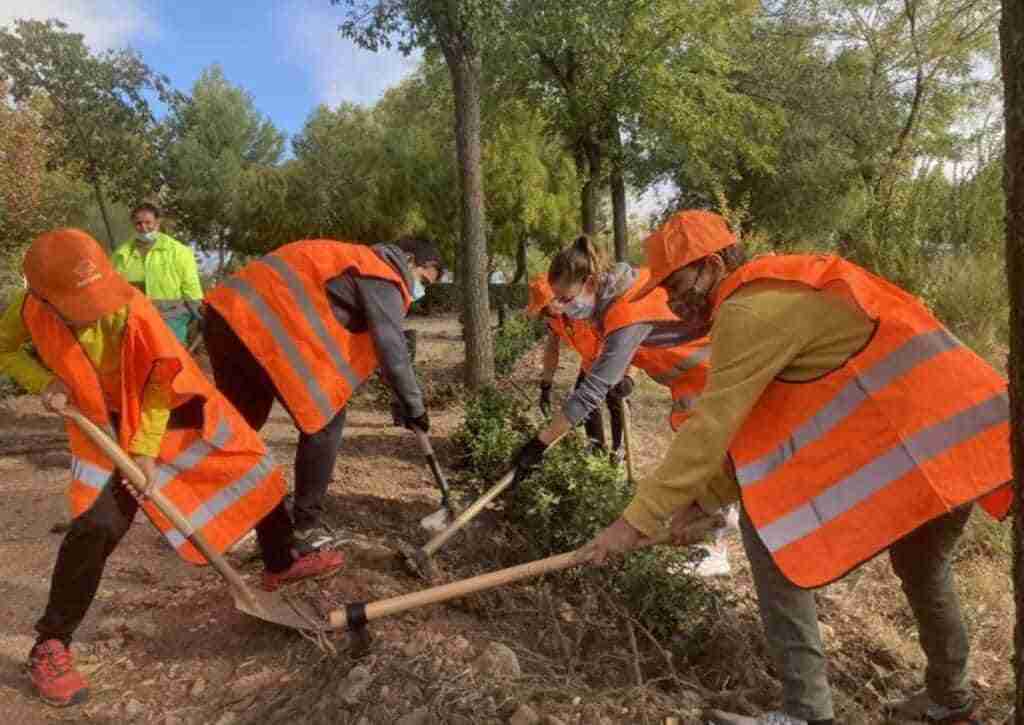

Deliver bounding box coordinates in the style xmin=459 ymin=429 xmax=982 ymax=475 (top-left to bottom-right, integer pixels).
xmin=276 ymin=0 xmax=421 ymax=108
xmin=0 ymin=0 xmax=155 ymax=51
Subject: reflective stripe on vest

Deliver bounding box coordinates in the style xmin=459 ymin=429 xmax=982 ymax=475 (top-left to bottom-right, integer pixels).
xmin=757 ymin=392 xmax=1008 ymax=553
xmin=163 ymin=450 xmax=276 ymax=550
xmin=153 ymin=417 xmax=233 ymax=492
xmin=649 ymin=345 xmax=711 ymax=385
xmin=736 ymin=328 xmax=960 ymax=486
xmin=71 ymin=456 xmax=114 ymax=491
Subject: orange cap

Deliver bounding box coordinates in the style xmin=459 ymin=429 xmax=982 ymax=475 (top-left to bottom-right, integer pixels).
xmin=24 ymin=228 xmax=135 ymax=324
xmin=632 ymin=210 xmax=736 ymax=300
xmin=526 ymin=274 xmax=555 ymax=318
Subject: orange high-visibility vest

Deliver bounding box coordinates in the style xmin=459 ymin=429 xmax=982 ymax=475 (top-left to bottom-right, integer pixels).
xmin=547 ymin=316 xmax=602 ymax=372
xmin=22 ymin=292 xmax=286 ymax=565
xmin=601 ymin=268 xmax=711 ymax=429
xmin=713 ymin=255 xmax=1012 ymax=588
xmin=205 ymin=241 xmax=412 ymax=434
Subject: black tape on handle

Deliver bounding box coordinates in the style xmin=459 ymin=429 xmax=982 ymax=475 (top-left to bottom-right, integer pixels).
xmin=345 ymin=602 xmax=368 ymax=631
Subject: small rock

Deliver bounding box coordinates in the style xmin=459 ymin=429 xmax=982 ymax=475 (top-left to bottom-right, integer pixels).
xmin=571 ymin=696 xmax=582 ymax=706
xmin=125 ymin=699 xmax=144 ymax=717
xmin=470 ymin=642 xmax=521 ymax=679
xmin=395 ymin=708 xmax=436 ymax=725
xmin=190 ymin=678 xmax=207 ymax=697
xmin=509 ymin=703 xmax=540 ymax=725
xmin=337 ymin=664 xmax=373 ymax=705
xmin=819 ymin=623 xmax=835 ymax=639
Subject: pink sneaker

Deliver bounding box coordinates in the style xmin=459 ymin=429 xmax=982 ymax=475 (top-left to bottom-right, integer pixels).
xmin=262 ymin=549 xmax=344 ymax=592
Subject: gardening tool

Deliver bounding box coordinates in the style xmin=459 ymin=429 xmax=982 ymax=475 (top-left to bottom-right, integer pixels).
xmin=622 ymin=398 xmax=636 ymax=485
xmin=399 ymin=431 xmax=569 ymax=581
xmin=414 ymin=428 xmax=457 ymax=533
xmin=62 ymin=405 xmax=325 ymax=632
xmin=339 ymin=513 xmax=724 ymax=634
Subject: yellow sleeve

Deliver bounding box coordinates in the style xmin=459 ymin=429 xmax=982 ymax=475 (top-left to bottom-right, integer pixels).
xmin=0 ymin=291 xmax=55 ymax=394
xmin=622 ymin=296 xmax=805 ymax=536
xmin=127 ymin=381 xmax=172 ymax=457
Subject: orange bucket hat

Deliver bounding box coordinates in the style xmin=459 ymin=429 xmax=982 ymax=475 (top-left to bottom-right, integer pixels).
xmin=526 ymin=274 xmax=555 ymax=318
xmin=633 ymin=210 xmax=736 ymax=300
xmin=24 ymin=228 xmax=135 ymax=324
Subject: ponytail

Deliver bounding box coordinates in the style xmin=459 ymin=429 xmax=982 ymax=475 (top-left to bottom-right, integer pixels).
xmin=548 ymin=235 xmax=608 ymax=288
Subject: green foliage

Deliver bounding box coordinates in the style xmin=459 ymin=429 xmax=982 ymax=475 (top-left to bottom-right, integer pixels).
xmin=493 ymin=312 xmax=545 ymax=376
xmin=162 ymin=65 xmax=285 ymax=264
xmin=0 ymin=19 xmax=176 ymax=246
xmin=453 ymin=386 xmax=723 ymax=640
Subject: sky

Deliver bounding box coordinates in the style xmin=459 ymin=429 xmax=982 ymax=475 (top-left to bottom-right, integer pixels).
xmin=0 ymin=0 xmax=421 ymax=140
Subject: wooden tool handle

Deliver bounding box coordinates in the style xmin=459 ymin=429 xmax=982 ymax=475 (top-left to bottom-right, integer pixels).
xmin=622 ymin=399 xmax=636 ymax=484
xmin=330 ymin=515 xmax=722 ymax=629
xmin=62 ymin=407 xmax=259 ymax=607
xmin=421 ymin=430 xmax=569 ymax=556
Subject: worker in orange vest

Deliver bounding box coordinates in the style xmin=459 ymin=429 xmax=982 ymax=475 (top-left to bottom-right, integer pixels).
xmin=202 ymin=237 xmax=444 ymax=543
xmin=0 ymin=230 xmax=344 ymax=708
xmin=579 ymin=210 xmax=1012 ymax=725
xmin=525 ymin=274 xmax=631 ymax=461
xmin=519 ymin=258 xmax=736 ymax=575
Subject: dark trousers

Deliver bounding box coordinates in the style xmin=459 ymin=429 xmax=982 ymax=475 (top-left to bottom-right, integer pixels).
xmin=203 ymin=308 xmax=347 ymax=531
xmin=36 ymin=471 xmax=294 ymax=645
xmin=573 ymin=372 xmax=626 ymax=452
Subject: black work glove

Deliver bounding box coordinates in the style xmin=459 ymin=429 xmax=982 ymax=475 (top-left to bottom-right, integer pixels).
xmin=608 ymin=375 xmax=635 ymax=401
xmin=511 ymin=435 xmax=548 ymax=488
xmin=404 ymin=410 xmax=430 ymax=434
xmin=539 ymin=382 xmax=553 ymax=417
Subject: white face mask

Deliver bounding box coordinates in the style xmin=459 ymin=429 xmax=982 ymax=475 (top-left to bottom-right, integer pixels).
xmin=562 ymin=290 xmax=596 ymax=319
xmin=136 ymin=230 xmax=157 ymax=244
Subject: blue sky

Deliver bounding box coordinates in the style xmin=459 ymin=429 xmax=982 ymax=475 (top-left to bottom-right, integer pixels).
xmin=0 ymin=0 xmax=420 ymax=140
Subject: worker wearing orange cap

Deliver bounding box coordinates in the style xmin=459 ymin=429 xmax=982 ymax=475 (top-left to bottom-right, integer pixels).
xmin=0 ymin=229 xmax=344 ymax=708
xmin=577 ymin=210 xmax=1012 ymax=725
xmin=525 ymin=274 xmax=629 ymax=460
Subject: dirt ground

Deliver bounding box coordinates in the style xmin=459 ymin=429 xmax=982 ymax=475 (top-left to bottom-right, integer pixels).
xmin=0 ymin=313 xmax=1014 ymax=724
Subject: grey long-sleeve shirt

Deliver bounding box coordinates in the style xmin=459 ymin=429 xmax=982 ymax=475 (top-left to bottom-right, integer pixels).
xmin=562 ymin=264 xmax=704 ymax=426
xmin=325 ymin=245 xmax=425 ymax=419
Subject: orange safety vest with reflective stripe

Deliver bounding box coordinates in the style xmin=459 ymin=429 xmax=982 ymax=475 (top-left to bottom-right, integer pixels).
xmin=601 ymin=268 xmax=711 ymax=430
xmin=205 ymin=241 xmax=412 ymax=434
xmin=547 ymin=316 xmax=602 ymax=372
xmin=22 ymin=292 xmax=286 ymax=565
xmin=713 ymin=254 xmax=1013 ymax=588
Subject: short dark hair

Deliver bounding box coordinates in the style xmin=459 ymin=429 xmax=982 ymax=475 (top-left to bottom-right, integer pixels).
xmin=131 ymin=202 xmax=161 ymax=219
xmin=395 ymin=236 xmax=446 ymax=277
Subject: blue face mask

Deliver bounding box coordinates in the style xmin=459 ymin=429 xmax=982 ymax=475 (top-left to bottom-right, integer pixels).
xmin=412 ymin=277 xmax=426 ymax=302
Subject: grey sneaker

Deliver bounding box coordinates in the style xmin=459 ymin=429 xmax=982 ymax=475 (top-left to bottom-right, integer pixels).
xmin=884 ymin=690 xmax=976 ymax=723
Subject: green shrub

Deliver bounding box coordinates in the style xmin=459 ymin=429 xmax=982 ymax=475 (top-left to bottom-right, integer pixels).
xmin=493 ymin=312 xmax=546 ymax=376
xmin=452 ymin=386 xmax=723 ymax=641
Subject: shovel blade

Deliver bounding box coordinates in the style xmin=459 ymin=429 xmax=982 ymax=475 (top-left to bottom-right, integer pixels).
xmin=231 ymin=588 xmax=329 ymax=631
xmin=419 ymin=508 xmax=450 ymax=533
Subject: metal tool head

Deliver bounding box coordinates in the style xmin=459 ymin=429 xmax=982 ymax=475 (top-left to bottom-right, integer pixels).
xmin=231 ymin=588 xmax=330 ymax=632
xmin=396 ymin=541 xmax=439 ymax=582
xmin=419 ymin=507 xmax=450 ymax=532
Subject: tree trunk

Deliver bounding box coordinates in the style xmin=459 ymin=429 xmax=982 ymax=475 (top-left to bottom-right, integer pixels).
xmin=610 ymin=119 xmax=628 ymax=262
xmin=580 ymin=138 xmax=602 ymax=236
xmin=1001 ymin=2 xmax=1024 ymax=722
xmin=512 ymin=236 xmax=528 ymax=284
xmin=91 ymin=179 xmax=115 ymax=250
xmin=445 ymin=43 xmax=494 ymax=390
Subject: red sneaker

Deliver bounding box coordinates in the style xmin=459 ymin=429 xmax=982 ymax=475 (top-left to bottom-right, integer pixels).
xmin=27 ymin=639 xmax=89 ymax=707
xmin=262 ymin=549 xmax=345 ymax=592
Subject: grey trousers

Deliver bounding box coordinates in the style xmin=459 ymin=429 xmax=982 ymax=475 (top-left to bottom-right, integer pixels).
xmin=740 ymin=504 xmax=972 ymax=722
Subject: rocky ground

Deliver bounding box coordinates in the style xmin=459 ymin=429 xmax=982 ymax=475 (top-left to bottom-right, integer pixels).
xmin=0 ymin=313 xmax=1014 ymax=724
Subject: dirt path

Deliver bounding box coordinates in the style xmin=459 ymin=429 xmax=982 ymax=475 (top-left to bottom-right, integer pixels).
xmin=0 ymin=313 xmax=1013 ymax=724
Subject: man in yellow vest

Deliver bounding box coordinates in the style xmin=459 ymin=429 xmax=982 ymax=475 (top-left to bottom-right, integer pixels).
xmin=0 ymin=229 xmax=343 ymax=708
xmin=111 ymin=203 xmax=204 ymax=344
xmin=581 ymin=210 xmax=1012 ymax=725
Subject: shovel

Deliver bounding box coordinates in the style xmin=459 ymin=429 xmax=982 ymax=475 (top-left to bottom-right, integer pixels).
xmin=339 ymin=513 xmax=723 ymax=632
xmin=399 ymin=431 xmax=568 ymax=581
xmin=63 ymin=406 xmax=325 ymax=632
xmin=413 ymin=428 xmax=456 ymax=533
